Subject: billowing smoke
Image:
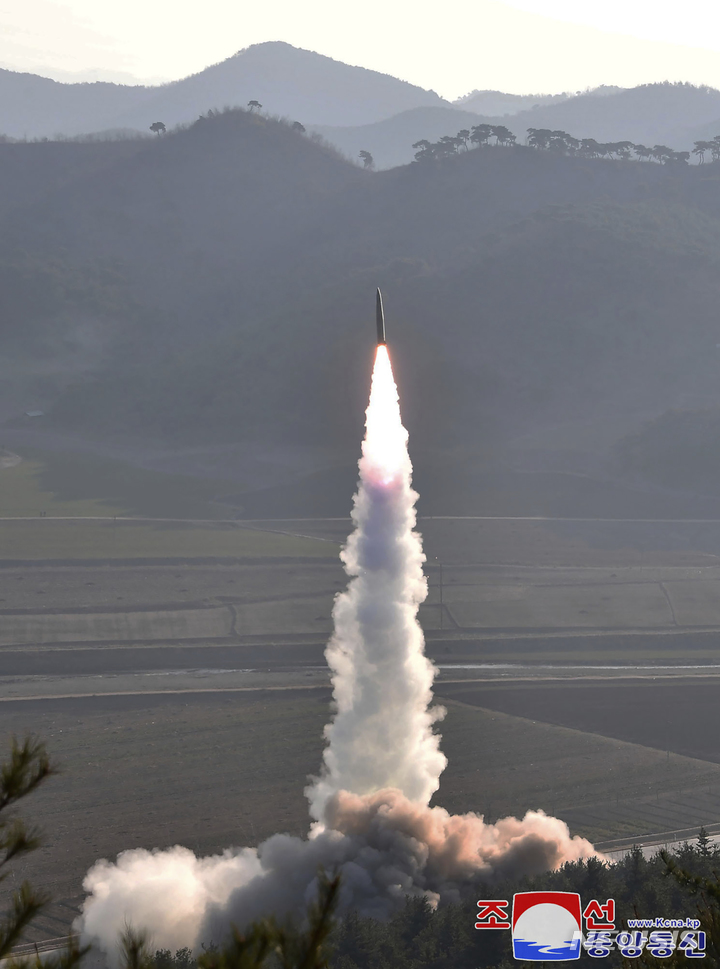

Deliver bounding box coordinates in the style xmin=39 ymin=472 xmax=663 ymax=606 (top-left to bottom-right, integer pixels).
xmin=77 ymin=346 xmax=597 ymax=961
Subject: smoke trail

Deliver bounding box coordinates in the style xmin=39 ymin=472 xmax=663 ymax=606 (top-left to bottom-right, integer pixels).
xmin=77 ymin=346 xmax=598 ymax=962
xmin=307 ymin=346 xmax=446 ymax=819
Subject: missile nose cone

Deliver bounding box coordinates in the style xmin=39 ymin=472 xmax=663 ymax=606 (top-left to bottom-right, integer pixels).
xmin=376 ymin=288 xmax=387 ymax=345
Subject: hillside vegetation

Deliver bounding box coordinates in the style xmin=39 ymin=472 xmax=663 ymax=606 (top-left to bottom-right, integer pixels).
xmin=318 ymin=82 xmax=720 ymax=168
xmin=616 ymin=408 xmax=720 ymax=496
xmin=3 ymin=107 xmax=720 ymax=511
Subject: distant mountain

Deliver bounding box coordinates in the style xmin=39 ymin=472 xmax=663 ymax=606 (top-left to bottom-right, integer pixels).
xmin=452 ymin=90 xmax=571 ymax=116
xmin=116 ymin=43 xmax=450 ymax=129
xmin=314 ymin=83 xmax=720 ymax=169
xmin=681 ymin=115 xmax=720 ymax=149
xmin=6 ymin=47 xmax=719 ymax=167
xmin=0 ymin=42 xmax=448 ymax=139
xmin=0 ymin=69 xmax=152 ymax=139
xmin=477 ymin=83 xmax=720 ymax=149
xmin=311 ymin=105 xmax=485 ymax=169
xmin=451 ymin=86 xmax=625 ymax=116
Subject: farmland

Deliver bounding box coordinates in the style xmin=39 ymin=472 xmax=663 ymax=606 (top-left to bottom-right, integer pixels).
xmin=5 ymin=509 xmax=720 ymax=939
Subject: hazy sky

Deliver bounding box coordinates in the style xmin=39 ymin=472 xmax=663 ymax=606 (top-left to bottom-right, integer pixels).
xmin=1 ymin=0 xmax=720 ymax=97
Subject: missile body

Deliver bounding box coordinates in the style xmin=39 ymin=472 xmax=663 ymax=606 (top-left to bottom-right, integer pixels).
xmin=376 ymin=288 xmax=387 ymax=345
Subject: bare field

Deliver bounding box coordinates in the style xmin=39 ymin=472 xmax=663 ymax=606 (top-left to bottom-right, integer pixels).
xmin=0 ymin=519 xmax=337 ymax=560
xmin=283 ymin=518 xmax=720 ymax=569
xmin=5 ymin=519 xmax=720 ymax=647
xmin=438 ymin=679 xmax=720 ymax=765
xmin=7 ymin=558 xmax=720 ymax=655
xmin=6 ymin=689 xmax=720 ymax=940
xmin=434 ymin=698 xmax=720 ymax=842
xmin=0 ymin=562 xmax=345 ymax=612
xmin=6 ymin=516 xmax=720 ymax=943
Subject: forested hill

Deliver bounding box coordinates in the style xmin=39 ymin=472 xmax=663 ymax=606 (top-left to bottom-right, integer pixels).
xmin=3 ymin=108 xmax=720 ymax=503
xmin=317 ymin=83 xmax=720 ymax=169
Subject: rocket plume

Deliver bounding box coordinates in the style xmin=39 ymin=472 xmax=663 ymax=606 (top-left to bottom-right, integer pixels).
xmin=78 ymin=344 xmax=598 ymax=962
xmin=307 ymin=346 xmax=446 ymax=819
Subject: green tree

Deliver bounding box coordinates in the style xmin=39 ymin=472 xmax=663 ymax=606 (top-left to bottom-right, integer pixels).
xmin=154 ymin=947 xmax=196 ymax=969
xmin=526 ymin=127 xmax=553 ymax=149
xmin=696 ymin=827 xmax=717 ymax=857
xmin=651 ymin=144 xmax=674 ymax=163
xmin=247 ymin=101 xmax=262 ymax=113
xmin=578 ymin=138 xmax=602 ymax=158
xmin=437 ymin=135 xmax=460 ymax=154
xmin=469 ymin=124 xmax=494 ymax=147
xmin=0 ymin=736 xmax=85 ymax=969
xmin=491 ymin=125 xmax=514 ymax=146
xmin=149 ymin=122 xmax=166 ymax=135
xmin=411 ymin=139 xmax=435 ymax=162
xmin=545 ymin=130 xmax=574 ymax=153
xmin=358 ymin=150 xmax=374 ymax=170
xmin=146 ymin=871 xmax=340 ymax=969
xmin=608 ymin=140 xmax=634 ymax=159
xmin=662 ymin=850 xmax=720 ymax=964
xmin=693 ymin=140 xmax=713 ymax=163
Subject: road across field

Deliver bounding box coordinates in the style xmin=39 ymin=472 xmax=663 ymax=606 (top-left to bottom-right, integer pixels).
xmin=4 ymin=663 xmax=720 ymax=705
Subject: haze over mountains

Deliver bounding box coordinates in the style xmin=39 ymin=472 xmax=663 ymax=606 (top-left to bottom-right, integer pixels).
xmin=4 ymin=43 xmax=720 ymax=512
xmin=315 ymin=83 xmax=720 ymax=169
xmin=4 ymin=99 xmax=720 ymax=512
xmin=5 ymin=43 xmax=720 ymax=172
xmin=0 ymin=42 xmax=448 ymax=138
xmin=453 ymin=90 xmax=575 ymax=115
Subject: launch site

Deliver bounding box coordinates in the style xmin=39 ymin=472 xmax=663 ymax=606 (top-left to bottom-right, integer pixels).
xmin=4 ymin=1 xmax=720 ymax=966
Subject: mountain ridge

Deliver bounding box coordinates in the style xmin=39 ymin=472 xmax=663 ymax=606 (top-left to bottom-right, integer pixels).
xmin=0 ymin=42 xmax=449 ymax=138
xmin=315 ymin=82 xmax=720 ymax=168
xmin=2 ymin=107 xmax=719 ymax=477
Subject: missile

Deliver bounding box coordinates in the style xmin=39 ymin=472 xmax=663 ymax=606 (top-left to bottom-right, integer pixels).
xmin=376 ymin=288 xmax=387 ymax=345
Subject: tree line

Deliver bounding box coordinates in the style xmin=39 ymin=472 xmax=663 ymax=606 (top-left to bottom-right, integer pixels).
xmin=411 ymin=123 xmax=720 ymax=166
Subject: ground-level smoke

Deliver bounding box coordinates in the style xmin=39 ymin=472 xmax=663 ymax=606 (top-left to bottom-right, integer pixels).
xmin=78 ymin=345 xmax=596 ymax=961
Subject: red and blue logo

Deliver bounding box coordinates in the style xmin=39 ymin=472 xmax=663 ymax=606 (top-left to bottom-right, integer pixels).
xmin=511 ymin=892 xmax=583 ymax=961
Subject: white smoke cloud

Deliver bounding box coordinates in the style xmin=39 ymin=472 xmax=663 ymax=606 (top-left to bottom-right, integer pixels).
xmin=77 ymin=345 xmax=598 ymax=961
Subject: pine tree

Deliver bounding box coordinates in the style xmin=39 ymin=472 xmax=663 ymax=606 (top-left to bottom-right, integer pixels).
xmin=0 ymin=736 xmax=86 ymax=969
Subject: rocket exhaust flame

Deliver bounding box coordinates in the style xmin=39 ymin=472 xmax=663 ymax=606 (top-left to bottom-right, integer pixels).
xmin=77 ymin=315 xmax=598 ymax=962
xmin=361 ymin=345 xmax=409 ymax=484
